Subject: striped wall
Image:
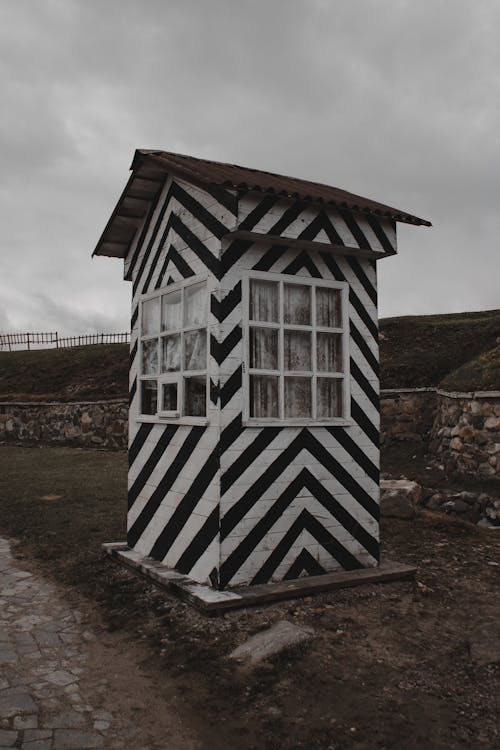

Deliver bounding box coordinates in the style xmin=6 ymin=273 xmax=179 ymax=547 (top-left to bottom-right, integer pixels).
xmin=125 ymin=176 xmax=390 ymax=588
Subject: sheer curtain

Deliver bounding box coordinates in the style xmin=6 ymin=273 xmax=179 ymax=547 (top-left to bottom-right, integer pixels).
xmin=250 ymin=279 xmax=278 ymax=322
xmin=250 ymin=375 xmax=278 ymax=418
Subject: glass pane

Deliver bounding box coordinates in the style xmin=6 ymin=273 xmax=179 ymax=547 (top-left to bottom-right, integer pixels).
xmin=161 ymin=289 xmax=182 ymax=332
xmin=284 ymin=330 xmax=311 ymax=371
xmin=184 ymin=376 xmax=206 ymax=417
xmin=141 ymin=297 xmax=160 ymax=336
xmin=183 ymin=329 xmax=207 ymax=371
xmin=141 ymin=339 xmax=158 ymax=375
xmin=141 ymin=380 xmax=157 ymax=415
xmin=161 ymin=334 xmax=180 ymax=372
xmin=184 ymin=282 xmax=207 ymax=327
xmin=284 ymin=377 xmax=312 ymax=418
xmin=249 ymin=279 xmax=279 ymax=322
xmin=161 ymin=382 xmax=178 ymax=412
xmin=250 ymin=327 xmax=278 ymax=370
xmin=317 ymin=333 xmax=343 ymax=372
xmin=249 ymin=375 xmax=279 ymax=418
xmin=317 ymin=378 xmax=343 ymax=418
xmin=316 ymin=287 xmax=341 ymax=328
xmin=284 ymin=284 xmax=310 ymax=325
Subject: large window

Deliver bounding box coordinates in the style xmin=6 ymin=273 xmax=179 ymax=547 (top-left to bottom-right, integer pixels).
xmin=245 ymin=273 xmax=350 ymax=423
xmin=139 ymin=278 xmax=208 ymax=420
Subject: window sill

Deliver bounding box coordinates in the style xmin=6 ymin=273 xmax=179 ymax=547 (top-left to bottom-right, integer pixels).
xmin=242 ymin=418 xmax=353 ymax=428
xmin=137 ymin=416 xmax=209 ymax=427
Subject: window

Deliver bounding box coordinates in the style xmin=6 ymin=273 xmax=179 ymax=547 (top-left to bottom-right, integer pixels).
xmin=139 ymin=278 xmax=208 ymax=420
xmin=245 ymin=273 xmax=350 ymax=423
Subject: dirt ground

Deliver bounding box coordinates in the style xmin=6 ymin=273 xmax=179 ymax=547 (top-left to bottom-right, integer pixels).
xmin=0 ymin=444 xmax=499 ymax=749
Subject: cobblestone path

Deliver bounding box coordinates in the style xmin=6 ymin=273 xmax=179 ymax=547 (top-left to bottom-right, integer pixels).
xmin=0 ymin=537 xmax=196 ymax=750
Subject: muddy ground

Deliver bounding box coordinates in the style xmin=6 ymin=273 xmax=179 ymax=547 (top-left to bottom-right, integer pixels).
xmin=0 ymin=443 xmax=499 ymax=749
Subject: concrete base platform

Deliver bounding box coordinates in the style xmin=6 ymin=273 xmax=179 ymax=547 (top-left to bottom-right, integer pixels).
xmin=103 ymin=542 xmax=416 ymax=614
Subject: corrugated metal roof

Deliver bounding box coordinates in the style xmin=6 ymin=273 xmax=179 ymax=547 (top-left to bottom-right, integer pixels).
xmin=94 ymin=149 xmax=431 ymax=259
xmin=133 ymin=149 xmax=432 ymax=227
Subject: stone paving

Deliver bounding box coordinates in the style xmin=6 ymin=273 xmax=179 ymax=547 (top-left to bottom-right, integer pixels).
xmin=0 ymin=536 xmax=122 ymax=749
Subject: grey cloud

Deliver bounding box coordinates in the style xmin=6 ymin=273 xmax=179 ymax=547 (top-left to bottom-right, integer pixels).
xmin=0 ymin=0 xmax=499 ymax=337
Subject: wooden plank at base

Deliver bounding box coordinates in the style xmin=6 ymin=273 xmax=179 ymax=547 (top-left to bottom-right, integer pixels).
xmin=174 ymin=561 xmax=416 ymax=613
xmin=227 ymin=562 xmax=416 ymax=610
xmin=102 ymin=542 xmax=416 ymax=614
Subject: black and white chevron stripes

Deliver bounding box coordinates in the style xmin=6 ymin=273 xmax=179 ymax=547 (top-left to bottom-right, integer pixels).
xmin=236 ymin=193 xmax=396 ymax=256
xmin=125 ymin=180 xmax=383 ymax=588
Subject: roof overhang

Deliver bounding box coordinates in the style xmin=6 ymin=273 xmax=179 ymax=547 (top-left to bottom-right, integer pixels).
xmin=94 ymin=149 xmax=431 ymax=260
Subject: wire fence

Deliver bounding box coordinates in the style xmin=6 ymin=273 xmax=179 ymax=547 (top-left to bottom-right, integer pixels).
xmin=0 ymin=332 xmax=130 ymax=351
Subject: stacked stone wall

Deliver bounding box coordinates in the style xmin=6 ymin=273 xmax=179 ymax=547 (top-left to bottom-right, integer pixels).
xmin=2 ymin=391 xmax=499 ymax=479
xmin=0 ymin=401 xmax=127 ymax=449
xmin=380 ymin=389 xmax=436 ymax=445
xmin=430 ymin=391 xmax=500 ymax=479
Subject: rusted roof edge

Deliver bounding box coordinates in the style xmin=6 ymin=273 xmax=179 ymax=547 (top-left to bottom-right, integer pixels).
xmin=132 ymin=149 xmax=432 ymax=227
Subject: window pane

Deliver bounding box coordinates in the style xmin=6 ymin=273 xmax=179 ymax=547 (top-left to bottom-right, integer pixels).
xmin=284 ymin=330 xmax=311 ymax=371
xmin=141 ymin=298 xmax=160 ymax=336
xmin=184 ymin=282 xmax=207 ymax=327
xmin=316 ymin=287 xmax=341 ymax=328
xmin=317 ymin=378 xmax=343 ymax=418
xmin=141 ymin=339 xmax=158 ymax=375
xmin=284 ymin=377 xmax=312 ymax=418
xmin=183 ymin=329 xmax=207 ymax=371
xmin=161 ymin=334 xmax=180 ymax=372
xmin=317 ymin=333 xmax=343 ymax=372
xmin=184 ymin=376 xmax=206 ymax=416
xmin=161 ymin=289 xmax=182 ymax=332
xmin=249 ymin=279 xmax=279 ymax=322
xmin=249 ymin=375 xmax=279 ymax=418
xmin=141 ymin=380 xmax=157 ymax=415
xmin=284 ymin=284 xmax=310 ymax=325
xmin=250 ymin=327 xmax=278 ymax=370
xmin=161 ymin=382 xmax=178 ymax=412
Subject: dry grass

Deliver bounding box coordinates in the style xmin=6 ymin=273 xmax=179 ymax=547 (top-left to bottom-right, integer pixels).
xmin=379 ymin=308 xmax=500 ymax=389
xmin=0 ymin=444 xmax=499 ymax=749
xmin=0 ymin=344 xmax=128 ymax=402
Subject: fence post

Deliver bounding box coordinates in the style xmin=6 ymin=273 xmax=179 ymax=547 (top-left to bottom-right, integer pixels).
xmin=26 ymin=333 xmax=30 ymax=351
xmin=55 ymin=332 xmax=59 ymax=349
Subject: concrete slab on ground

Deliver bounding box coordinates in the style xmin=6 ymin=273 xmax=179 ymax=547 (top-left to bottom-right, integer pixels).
xmin=229 ymin=620 xmax=314 ymax=666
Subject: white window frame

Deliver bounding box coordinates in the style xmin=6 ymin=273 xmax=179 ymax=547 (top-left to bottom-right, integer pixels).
xmin=242 ymin=271 xmax=351 ymax=427
xmin=138 ymin=275 xmax=209 ymax=425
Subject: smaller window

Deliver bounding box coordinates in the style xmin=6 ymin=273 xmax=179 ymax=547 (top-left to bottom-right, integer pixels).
xmin=245 ymin=273 xmax=350 ymax=424
xmin=138 ymin=278 xmax=208 ymax=421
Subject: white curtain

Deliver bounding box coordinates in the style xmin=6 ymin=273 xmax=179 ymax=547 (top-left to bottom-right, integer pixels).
xmin=284 ymin=330 xmax=311 ymax=371
xmin=250 ymin=375 xmax=278 ymax=418
xmin=184 ymin=283 xmax=207 ymax=327
xmin=161 ymin=334 xmax=180 ymax=372
xmin=250 ymin=327 xmax=278 ymax=370
xmin=316 ymin=287 xmax=340 ymax=327
xmin=183 ymin=329 xmax=206 ymax=371
xmin=162 ymin=290 xmax=182 ymax=332
xmin=317 ymin=378 xmax=342 ymax=418
xmin=142 ymin=339 xmax=158 ymax=375
xmin=317 ymin=333 xmax=342 ymax=372
xmin=284 ymin=284 xmax=310 ymax=325
xmin=284 ymin=377 xmax=311 ymax=418
xmin=142 ymin=298 xmax=160 ymax=336
xmin=250 ymin=279 xmax=279 ymax=322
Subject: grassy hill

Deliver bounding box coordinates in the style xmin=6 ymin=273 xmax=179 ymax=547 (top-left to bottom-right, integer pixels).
xmin=0 ymin=344 xmax=129 ymax=402
xmin=0 ymin=309 xmax=499 ymax=401
xmin=379 ymin=309 xmax=500 ymax=390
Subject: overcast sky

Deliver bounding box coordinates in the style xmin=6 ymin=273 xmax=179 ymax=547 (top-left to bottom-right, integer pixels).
xmin=1 ymin=0 xmax=499 ymax=336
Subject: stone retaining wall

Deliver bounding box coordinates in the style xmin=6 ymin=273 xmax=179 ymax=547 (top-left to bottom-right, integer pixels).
xmin=0 ymin=401 xmax=128 ymax=449
xmin=380 ymin=389 xmax=437 ymax=445
xmin=429 ymin=391 xmax=500 ymax=479
xmin=2 ymin=390 xmax=499 ymax=478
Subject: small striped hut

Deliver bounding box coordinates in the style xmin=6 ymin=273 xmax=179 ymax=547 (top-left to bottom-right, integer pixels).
xmin=94 ymin=150 xmax=430 ymax=590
